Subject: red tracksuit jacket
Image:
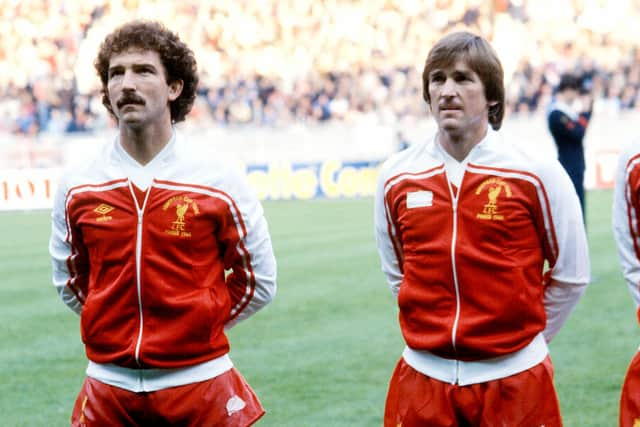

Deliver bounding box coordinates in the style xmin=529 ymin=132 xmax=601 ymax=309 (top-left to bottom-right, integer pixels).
xmin=50 ymin=135 xmax=277 ymax=370
xmin=375 ymin=130 xmax=589 ymax=366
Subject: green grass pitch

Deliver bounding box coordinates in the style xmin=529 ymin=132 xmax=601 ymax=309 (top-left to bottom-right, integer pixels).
xmin=0 ymin=190 xmax=636 ymax=426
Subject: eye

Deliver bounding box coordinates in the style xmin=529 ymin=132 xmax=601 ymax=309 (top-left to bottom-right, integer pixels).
xmin=136 ymin=66 xmax=155 ymax=75
xmin=454 ymin=73 xmax=472 ymax=82
xmin=108 ymin=68 xmax=123 ymax=79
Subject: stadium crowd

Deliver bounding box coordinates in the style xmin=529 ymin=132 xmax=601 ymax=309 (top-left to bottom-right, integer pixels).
xmin=1 ymin=0 xmax=640 ymax=137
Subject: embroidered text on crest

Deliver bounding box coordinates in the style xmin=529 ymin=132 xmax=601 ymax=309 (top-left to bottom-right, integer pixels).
xmin=475 ymin=178 xmax=512 ymax=221
xmin=162 ymin=195 xmax=200 ymax=237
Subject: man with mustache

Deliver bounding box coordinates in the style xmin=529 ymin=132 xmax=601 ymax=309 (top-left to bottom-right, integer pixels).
xmin=374 ymin=31 xmax=589 ymax=426
xmin=49 ymin=21 xmax=277 ymax=426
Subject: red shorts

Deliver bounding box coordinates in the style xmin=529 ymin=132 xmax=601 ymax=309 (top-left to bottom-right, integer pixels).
xmin=384 ymin=356 xmax=562 ymax=427
xmin=620 ymin=351 xmax=640 ymax=427
xmin=71 ymin=368 xmax=264 ymax=427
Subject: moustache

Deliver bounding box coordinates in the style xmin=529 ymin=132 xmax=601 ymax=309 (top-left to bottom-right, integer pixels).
xmin=439 ymin=103 xmax=462 ymax=110
xmin=117 ymin=95 xmax=145 ymax=109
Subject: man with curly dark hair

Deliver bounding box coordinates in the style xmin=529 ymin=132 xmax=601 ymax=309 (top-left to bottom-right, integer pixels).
xmin=93 ymin=20 xmax=198 ymax=127
xmin=49 ymin=20 xmax=277 ymax=426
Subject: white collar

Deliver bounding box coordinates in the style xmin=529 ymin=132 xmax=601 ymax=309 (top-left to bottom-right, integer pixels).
xmin=549 ymin=99 xmax=578 ymax=120
xmin=435 ymin=127 xmax=492 ymax=187
xmin=114 ymin=129 xmax=177 ymax=190
xmin=434 ymin=126 xmax=493 ymax=162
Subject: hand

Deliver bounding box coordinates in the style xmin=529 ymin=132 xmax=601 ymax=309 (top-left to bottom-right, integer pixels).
xmin=581 ymin=94 xmax=594 ymax=113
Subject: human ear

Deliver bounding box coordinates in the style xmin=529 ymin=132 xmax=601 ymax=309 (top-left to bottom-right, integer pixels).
xmin=168 ymin=80 xmax=184 ymax=101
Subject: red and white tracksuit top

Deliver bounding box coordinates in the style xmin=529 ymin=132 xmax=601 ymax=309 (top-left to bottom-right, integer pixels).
xmin=375 ymin=129 xmax=589 ymax=385
xmin=613 ymin=140 xmax=640 ymax=321
xmin=49 ymin=133 xmax=276 ymax=390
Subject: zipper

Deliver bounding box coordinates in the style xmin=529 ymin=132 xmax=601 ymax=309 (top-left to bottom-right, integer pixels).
xmin=450 ymin=198 xmax=461 ymax=353
xmin=446 ymin=172 xmax=462 ymax=384
xmin=128 ymin=181 xmax=151 ymax=367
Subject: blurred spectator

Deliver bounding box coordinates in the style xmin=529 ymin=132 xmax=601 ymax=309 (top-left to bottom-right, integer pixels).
xmin=546 ymin=73 xmax=594 ymax=218
xmin=0 ymin=0 xmax=639 ymax=137
xmin=14 ymin=88 xmax=38 ymax=136
xmin=65 ymin=106 xmax=93 ymax=133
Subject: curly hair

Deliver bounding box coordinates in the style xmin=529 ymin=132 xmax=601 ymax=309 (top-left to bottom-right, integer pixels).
xmin=94 ymin=20 xmax=198 ymax=123
xmin=422 ymin=31 xmax=505 ymax=130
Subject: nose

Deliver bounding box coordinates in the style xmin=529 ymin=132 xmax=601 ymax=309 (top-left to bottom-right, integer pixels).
xmin=440 ymin=78 xmax=457 ymax=98
xmin=121 ymin=69 xmax=136 ymax=90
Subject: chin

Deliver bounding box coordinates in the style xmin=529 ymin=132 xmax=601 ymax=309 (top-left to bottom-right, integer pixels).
xmin=440 ymin=123 xmax=468 ymax=139
xmin=439 ymin=120 xmax=461 ymax=132
xmin=120 ymin=116 xmax=146 ymax=130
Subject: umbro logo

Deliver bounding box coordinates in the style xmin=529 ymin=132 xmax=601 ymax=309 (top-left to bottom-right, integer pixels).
xmin=94 ymin=203 xmax=115 ymax=222
xmin=226 ymin=395 xmax=246 ymax=416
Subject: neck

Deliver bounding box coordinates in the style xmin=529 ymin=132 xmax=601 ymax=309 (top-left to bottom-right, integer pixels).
xmin=119 ymin=121 xmax=173 ymax=165
xmin=438 ymin=126 xmax=488 ymax=162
